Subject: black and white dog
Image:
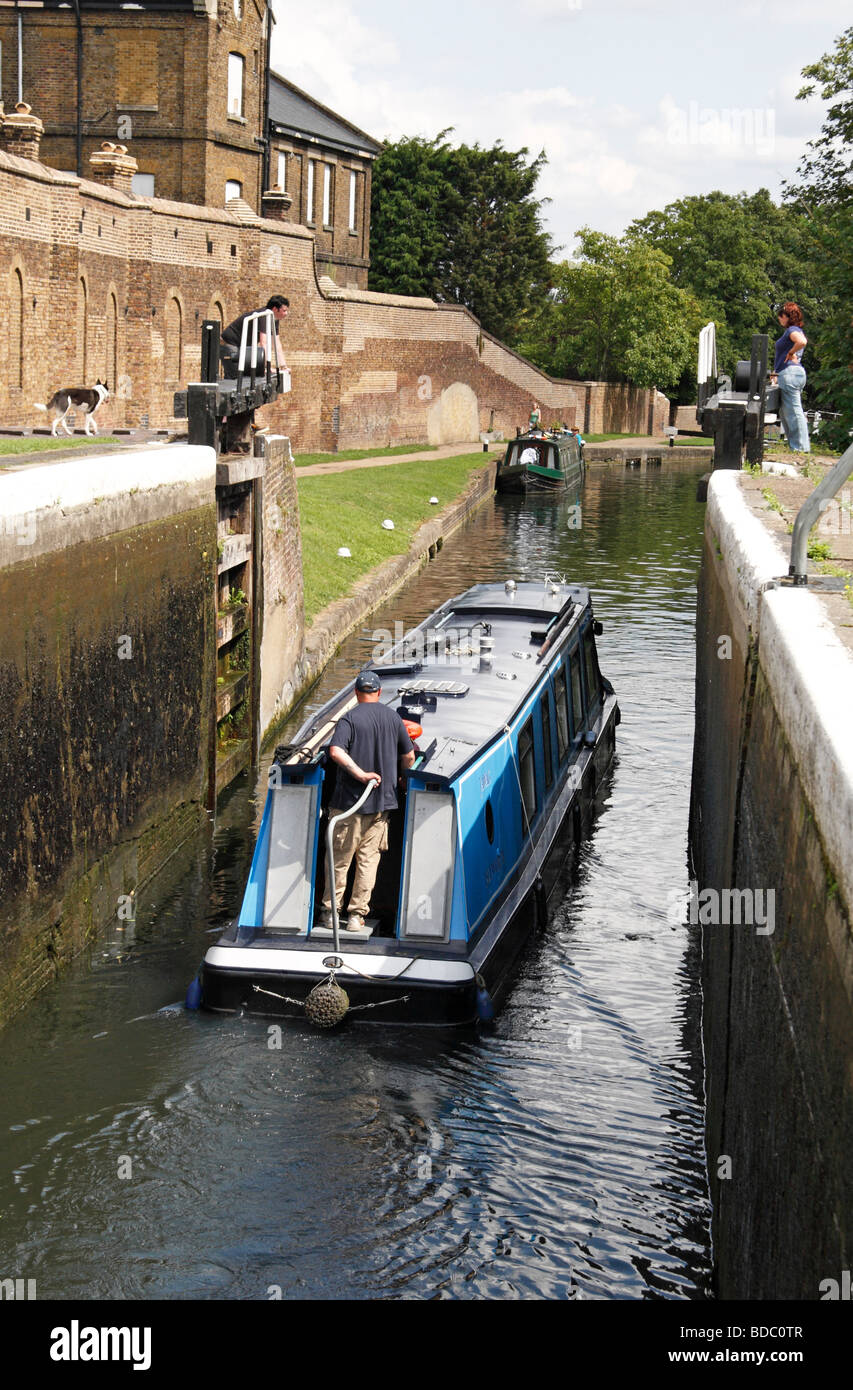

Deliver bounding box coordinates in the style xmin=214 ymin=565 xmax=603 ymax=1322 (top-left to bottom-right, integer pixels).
xmin=34 ymin=380 xmax=109 ymax=437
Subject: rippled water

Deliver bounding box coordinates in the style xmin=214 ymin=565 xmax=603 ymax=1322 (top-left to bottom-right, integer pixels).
xmin=0 ymin=460 xmax=712 ymax=1299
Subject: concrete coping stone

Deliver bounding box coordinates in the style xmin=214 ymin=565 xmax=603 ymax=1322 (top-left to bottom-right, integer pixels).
xmin=706 ymin=469 xmax=788 ymax=633
xmin=708 ymin=467 xmax=853 ymax=920
xmin=760 ymin=587 xmax=853 ymax=923
xmin=0 ymin=444 xmax=216 ymax=568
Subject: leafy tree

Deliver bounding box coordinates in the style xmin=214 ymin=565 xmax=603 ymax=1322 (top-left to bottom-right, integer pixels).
xmin=628 ymin=191 xmax=818 ymax=371
xmin=784 ymin=25 xmax=853 ymax=444
xmin=518 ymin=229 xmax=702 ymax=395
xmin=370 ymin=133 xmax=553 ymax=341
xmin=368 ymin=133 xmax=451 ymax=300
xmin=790 ymin=24 xmax=853 ymax=208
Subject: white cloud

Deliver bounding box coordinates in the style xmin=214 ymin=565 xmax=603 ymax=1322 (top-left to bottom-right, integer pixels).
xmin=267 ymin=0 xmax=838 ymax=249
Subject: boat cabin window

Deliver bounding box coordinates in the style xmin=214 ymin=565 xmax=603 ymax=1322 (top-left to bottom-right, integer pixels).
xmin=485 ymin=798 xmax=495 ymax=844
xmin=518 ymin=716 xmax=537 ymax=832
xmin=583 ymin=628 xmax=602 ymax=713
xmin=508 ymin=440 xmax=553 ymax=469
xmin=569 ymin=648 xmax=584 ymax=739
xmin=540 ymin=691 xmax=554 ymax=789
xmin=553 ymin=669 xmax=570 ymax=761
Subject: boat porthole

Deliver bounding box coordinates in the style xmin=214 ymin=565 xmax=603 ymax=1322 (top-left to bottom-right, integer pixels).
xmin=485 ymin=798 xmax=495 ymax=845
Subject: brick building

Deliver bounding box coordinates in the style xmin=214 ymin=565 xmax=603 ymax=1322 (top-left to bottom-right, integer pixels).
xmin=0 ymin=0 xmax=272 ymax=208
xmin=0 ymin=1 xmax=381 ymax=287
xmin=266 ymin=72 xmax=380 ymax=290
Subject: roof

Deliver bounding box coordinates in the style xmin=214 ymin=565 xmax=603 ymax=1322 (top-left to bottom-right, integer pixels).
xmin=268 ymin=71 xmax=381 ymax=158
xmin=293 ymin=582 xmax=593 ymax=781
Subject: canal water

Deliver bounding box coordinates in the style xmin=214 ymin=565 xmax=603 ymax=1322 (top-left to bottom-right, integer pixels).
xmin=0 ymin=459 xmax=713 ymax=1300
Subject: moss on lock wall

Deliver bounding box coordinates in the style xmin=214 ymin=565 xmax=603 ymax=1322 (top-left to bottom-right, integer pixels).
xmin=0 ymin=504 xmax=216 ymax=1026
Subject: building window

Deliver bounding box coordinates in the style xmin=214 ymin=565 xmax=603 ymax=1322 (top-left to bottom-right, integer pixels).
xmin=227 ymin=53 xmax=244 ymax=118
xmin=166 ymin=296 xmax=182 ymax=382
xmin=276 ymin=152 xmax=286 ymax=191
xmin=348 ymin=170 xmax=357 ymax=232
xmin=131 ymin=172 xmax=155 ymax=197
xmin=225 ymin=180 xmax=242 ymax=202
xmin=77 ymin=276 xmax=88 ymax=381
xmin=307 ymin=159 xmax=315 ymax=222
xmin=322 ymin=164 xmax=332 ymax=226
xmin=10 ymin=268 xmax=24 ymax=390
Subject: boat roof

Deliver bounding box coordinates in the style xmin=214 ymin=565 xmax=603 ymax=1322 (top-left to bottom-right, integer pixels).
xmin=291 ymin=581 xmax=593 ymax=782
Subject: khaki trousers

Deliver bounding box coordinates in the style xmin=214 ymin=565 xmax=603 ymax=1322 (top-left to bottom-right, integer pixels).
xmin=321 ymin=810 xmax=390 ymax=918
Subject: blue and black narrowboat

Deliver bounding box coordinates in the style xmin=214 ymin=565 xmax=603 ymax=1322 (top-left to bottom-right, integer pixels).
xmin=496 ymin=431 xmax=584 ymax=493
xmin=197 ymin=580 xmax=619 ymax=1026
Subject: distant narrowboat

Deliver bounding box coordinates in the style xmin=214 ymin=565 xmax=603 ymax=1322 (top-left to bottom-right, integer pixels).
xmin=496 ymin=431 xmax=584 ymax=493
xmin=195 ymin=580 xmax=619 ymax=1026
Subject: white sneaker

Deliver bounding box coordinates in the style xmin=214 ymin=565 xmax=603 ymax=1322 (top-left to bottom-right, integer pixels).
xmin=345 ymin=913 xmax=370 ymax=934
xmin=316 ymin=908 xmax=334 ymax=930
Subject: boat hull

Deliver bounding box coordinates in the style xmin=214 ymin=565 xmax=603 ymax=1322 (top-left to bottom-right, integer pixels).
xmin=495 ymin=463 xmax=569 ymax=493
xmin=202 ymin=957 xmax=478 ymax=1026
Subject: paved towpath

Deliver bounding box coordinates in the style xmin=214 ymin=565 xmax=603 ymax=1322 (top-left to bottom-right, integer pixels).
xmin=295 ymin=442 xmax=491 ymax=476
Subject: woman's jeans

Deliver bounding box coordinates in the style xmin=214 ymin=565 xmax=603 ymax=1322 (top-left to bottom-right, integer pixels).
xmin=778 ymin=365 xmax=810 ymax=452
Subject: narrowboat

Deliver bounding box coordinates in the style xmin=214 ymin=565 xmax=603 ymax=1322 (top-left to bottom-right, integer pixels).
xmin=196 ymin=579 xmax=619 ymax=1026
xmin=495 ymin=431 xmax=584 ymax=494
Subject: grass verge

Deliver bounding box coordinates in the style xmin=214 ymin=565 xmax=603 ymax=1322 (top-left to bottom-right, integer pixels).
xmin=298 ymin=452 xmax=492 ymax=621
xmin=293 ymin=442 xmax=440 ymax=468
xmin=0 ymin=436 xmax=121 ymax=456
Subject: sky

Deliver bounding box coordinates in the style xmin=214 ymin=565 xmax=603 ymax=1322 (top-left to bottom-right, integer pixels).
xmin=269 ymin=0 xmax=848 ymax=258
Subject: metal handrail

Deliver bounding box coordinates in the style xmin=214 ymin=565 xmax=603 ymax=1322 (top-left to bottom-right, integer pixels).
xmin=789 ymin=441 xmax=853 ymax=585
xmin=325 ymin=778 xmax=379 ymax=951
xmin=236 ymin=308 xmax=283 ymax=388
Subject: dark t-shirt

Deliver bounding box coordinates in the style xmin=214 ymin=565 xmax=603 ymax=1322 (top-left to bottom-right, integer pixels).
xmin=330 ymin=702 xmax=414 ymax=814
xmin=222 ymin=308 xmax=278 ymax=350
xmin=774 ymin=325 xmax=806 ymax=375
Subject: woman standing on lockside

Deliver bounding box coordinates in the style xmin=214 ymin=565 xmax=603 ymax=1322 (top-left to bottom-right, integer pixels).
xmin=771 ymin=301 xmax=810 ymax=453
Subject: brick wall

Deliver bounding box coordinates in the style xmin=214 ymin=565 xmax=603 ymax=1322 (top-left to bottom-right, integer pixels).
xmin=0 ymin=142 xmax=668 ymax=444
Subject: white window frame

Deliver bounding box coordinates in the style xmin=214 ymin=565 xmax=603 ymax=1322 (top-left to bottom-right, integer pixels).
xmin=227 ymin=53 xmax=244 ymax=118
xmin=131 ymin=172 xmax=155 ymax=197
xmin=322 ymin=163 xmax=331 ymax=227
xmin=276 ymin=151 xmax=286 ymax=191
xmin=307 ymin=159 xmax=315 ymax=223
xmin=225 ymin=179 xmax=242 ymax=202
xmin=348 ymin=170 xmax=357 ymax=232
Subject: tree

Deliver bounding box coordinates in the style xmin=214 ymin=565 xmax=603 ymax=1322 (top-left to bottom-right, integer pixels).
xmin=785 ymin=25 xmax=853 ymax=443
xmin=370 ymin=134 xmax=553 ymax=341
xmin=518 ymin=229 xmax=702 ymax=395
xmin=790 ymin=24 xmax=853 ymax=207
xmin=368 ymin=133 xmax=451 ymax=300
xmin=628 ymin=191 xmax=818 ymax=371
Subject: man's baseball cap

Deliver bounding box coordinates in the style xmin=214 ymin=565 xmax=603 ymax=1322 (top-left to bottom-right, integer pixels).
xmin=355 ymin=670 xmax=381 ymax=693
